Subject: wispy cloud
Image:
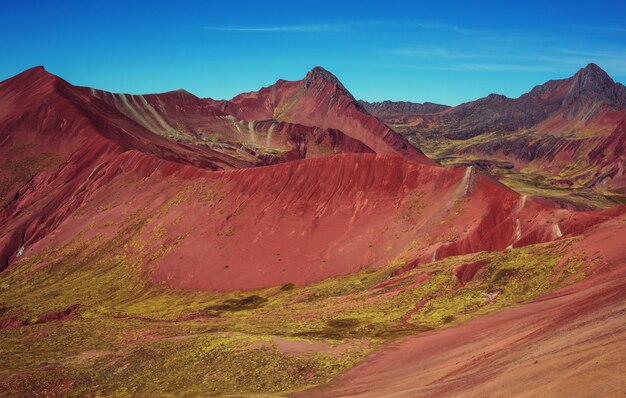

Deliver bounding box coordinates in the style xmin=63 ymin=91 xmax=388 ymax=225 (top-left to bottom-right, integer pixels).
xmin=201 ymin=23 xmax=351 ymax=33
xmin=452 ymin=63 xmax=558 ymax=72
xmin=583 ymin=26 xmax=626 ymax=33
xmin=384 ymin=45 xmax=485 ymax=59
xmin=384 ymin=37 xmax=626 ymax=75
xmin=376 ymin=62 xmax=558 ymax=73
xmin=510 ymin=47 xmax=626 ymax=74
xmin=391 ymin=21 xmax=478 ymax=35
xmin=199 ymin=20 xmax=490 ymax=35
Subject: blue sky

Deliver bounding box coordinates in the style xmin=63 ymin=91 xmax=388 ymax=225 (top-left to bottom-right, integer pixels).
xmin=1 ymin=0 xmax=626 ymax=105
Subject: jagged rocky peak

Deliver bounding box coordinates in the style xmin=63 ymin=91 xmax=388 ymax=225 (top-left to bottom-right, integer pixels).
xmin=484 ymin=93 xmax=510 ymax=102
xmin=302 ymin=66 xmax=351 ymax=94
xmin=573 ymin=63 xmax=613 ymax=85
xmin=564 ymin=63 xmax=626 ymax=113
xmin=305 ymin=66 xmax=342 ymax=85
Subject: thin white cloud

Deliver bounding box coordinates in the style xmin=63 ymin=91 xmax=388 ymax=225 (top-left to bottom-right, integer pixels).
xmin=384 ymin=45 xmax=484 ymax=59
xmin=202 ymin=23 xmax=351 ymax=32
xmin=199 ymin=20 xmax=490 ymax=35
xmin=454 ymin=63 xmax=557 ymax=72
xmin=384 ymin=37 xmax=626 ymax=75
xmin=515 ymin=48 xmax=626 ymax=74
xmin=394 ymin=21 xmax=475 ymax=35
xmin=392 ymin=63 xmax=557 ymax=72
xmin=583 ymin=26 xmax=626 ymax=33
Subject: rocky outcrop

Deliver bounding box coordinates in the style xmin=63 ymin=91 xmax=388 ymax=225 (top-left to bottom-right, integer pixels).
xmin=562 ymin=63 xmax=626 ymax=118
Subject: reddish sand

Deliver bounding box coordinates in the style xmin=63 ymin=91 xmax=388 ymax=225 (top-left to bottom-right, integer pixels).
xmin=295 ymin=218 xmax=626 ymax=397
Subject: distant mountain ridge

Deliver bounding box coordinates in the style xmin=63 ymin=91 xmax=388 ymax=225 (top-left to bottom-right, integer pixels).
xmin=365 ymin=63 xmax=626 ymax=139
xmin=357 ymin=100 xmax=451 ymax=120
xmin=364 ymin=63 xmax=626 ymax=204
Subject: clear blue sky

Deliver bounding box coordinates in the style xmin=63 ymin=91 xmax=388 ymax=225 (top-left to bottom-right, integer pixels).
xmin=2 ymin=0 xmax=625 ymax=105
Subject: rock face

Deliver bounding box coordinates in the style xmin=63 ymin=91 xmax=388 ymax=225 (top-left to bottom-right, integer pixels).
xmin=562 ymin=62 xmax=626 ymax=118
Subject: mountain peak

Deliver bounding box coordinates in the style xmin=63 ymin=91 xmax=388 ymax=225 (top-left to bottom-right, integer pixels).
xmin=563 ymin=63 xmax=626 ymax=116
xmin=170 ymin=88 xmax=198 ymax=98
xmin=19 ymin=65 xmax=55 ymax=79
xmin=573 ymin=63 xmax=613 ymax=85
xmin=485 ymin=93 xmax=510 ymax=102
xmin=301 ymin=66 xmax=355 ymax=103
xmin=0 ymin=65 xmax=60 ymax=89
xmin=303 ymin=66 xmax=349 ymax=91
xmin=579 ymin=62 xmax=607 ymax=74
xmin=305 ymin=66 xmax=341 ymax=84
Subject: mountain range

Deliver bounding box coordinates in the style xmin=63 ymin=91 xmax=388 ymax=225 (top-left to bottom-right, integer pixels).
xmin=1 ymin=64 xmax=625 ymax=397
xmin=362 ymin=63 xmax=626 ymax=209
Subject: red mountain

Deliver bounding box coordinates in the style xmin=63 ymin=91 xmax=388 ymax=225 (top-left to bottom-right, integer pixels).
xmin=1 ymin=65 xmax=625 ymax=397
xmin=0 ymin=65 xmax=618 ymax=285
xmin=210 ymin=66 xmax=434 ymax=163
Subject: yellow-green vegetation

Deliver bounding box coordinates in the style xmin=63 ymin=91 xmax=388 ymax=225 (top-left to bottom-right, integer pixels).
xmin=272 ymin=97 xmax=297 ymax=121
xmin=498 ymin=171 xmax=626 ymax=209
xmin=1 ymin=321 xmax=365 ymax=397
xmin=0 ymin=189 xmax=601 ymax=396
xmin=395 ymin=125 xmax=626 ymax=209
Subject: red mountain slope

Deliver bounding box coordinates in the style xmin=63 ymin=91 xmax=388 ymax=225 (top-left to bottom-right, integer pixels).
xmin=211 ymin=66 xmax=434 ymax=163
xmin=0 ymin=65 xmax=621 ymax=290
xmin=297 ymin=216 xmax=626 ymax=397
xmin=85 ymin=84 xmax=374 ymax=168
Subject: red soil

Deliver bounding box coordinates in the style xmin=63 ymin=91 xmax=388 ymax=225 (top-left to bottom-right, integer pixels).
xmin=4 ymin=144 xmax=619 ymax=291
xmin=295 ymin=217 xmax=626 ymax=398
xmin=453 ymin=259 xmax=490 ymax=285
